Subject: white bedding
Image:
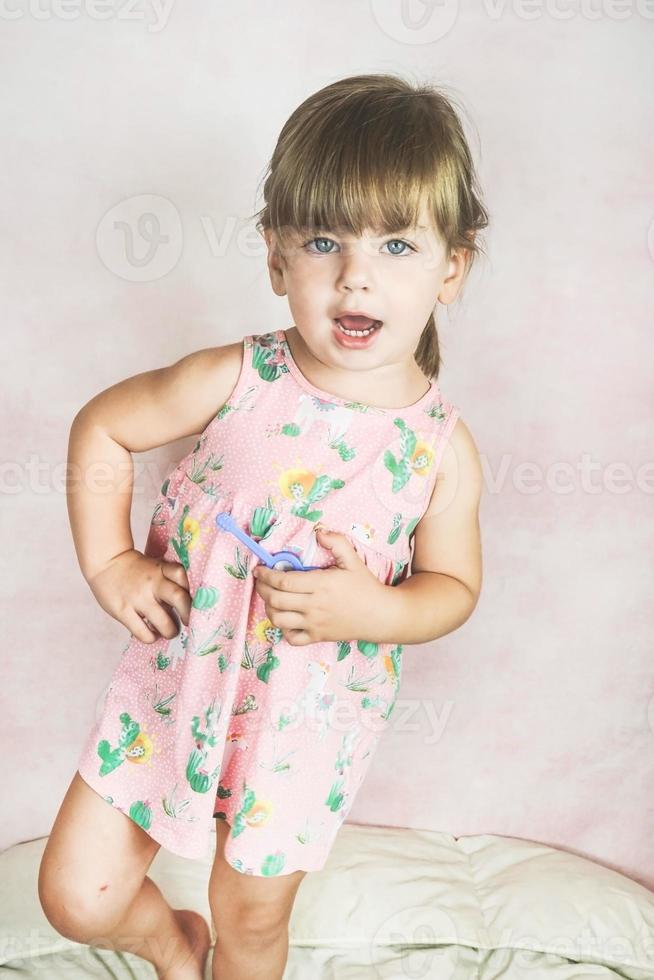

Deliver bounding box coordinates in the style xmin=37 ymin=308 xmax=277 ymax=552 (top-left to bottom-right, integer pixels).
xmin=1 ymin=823 xmax=653 ymax=978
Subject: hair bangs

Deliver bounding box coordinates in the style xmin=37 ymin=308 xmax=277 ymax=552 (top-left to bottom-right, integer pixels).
xmin=260 ymin=85 xmax=453 ymax=245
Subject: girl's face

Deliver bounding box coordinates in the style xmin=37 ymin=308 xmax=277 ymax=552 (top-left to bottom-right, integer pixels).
xmin=263 ymin=202 xmax=468 ymax=397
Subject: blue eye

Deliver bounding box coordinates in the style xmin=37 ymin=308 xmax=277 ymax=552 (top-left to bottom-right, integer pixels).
xmin=384 ymin=239 xmax=415 ymax=256
xmin=302 ymin=236 xmax=416 ymax=256
xmin=303 ymin=237 xmax=335 ymax=254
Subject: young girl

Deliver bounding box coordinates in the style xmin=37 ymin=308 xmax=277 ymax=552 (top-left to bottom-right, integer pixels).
xmin=39 ymin=73 xmax=486 ymax=980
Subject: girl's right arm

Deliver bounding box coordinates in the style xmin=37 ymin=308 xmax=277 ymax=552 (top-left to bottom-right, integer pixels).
xmin=66 ymin=341 xmax=243 ymax=644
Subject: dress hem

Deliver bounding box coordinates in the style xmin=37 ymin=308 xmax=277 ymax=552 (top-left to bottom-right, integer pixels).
xmin=75 ymin=764 xmax=214 ymax=863
xmin=76 ymin=765 xmax=331 ymax=876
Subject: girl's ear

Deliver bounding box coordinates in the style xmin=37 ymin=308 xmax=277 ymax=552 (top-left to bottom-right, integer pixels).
xmin=264 ymin=229 xmax=287 ymax=297
xmin=438 ymin=246 xmax=469 ymax=305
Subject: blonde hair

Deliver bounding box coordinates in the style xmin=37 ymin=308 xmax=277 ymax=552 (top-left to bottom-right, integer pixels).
xmin=251 ymin=72 xmax=489 ymax=380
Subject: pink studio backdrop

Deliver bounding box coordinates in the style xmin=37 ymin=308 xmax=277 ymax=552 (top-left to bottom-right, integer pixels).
xmin=2 ymin=7 xmax=653 ymax=890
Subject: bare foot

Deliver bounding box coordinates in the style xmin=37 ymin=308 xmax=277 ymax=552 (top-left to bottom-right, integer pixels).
xmin=160 ymin=909 xmax=212 ymax=980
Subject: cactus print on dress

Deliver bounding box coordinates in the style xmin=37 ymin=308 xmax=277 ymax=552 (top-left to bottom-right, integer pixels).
xmin=76 ymin=328 xmax=460 ymax=876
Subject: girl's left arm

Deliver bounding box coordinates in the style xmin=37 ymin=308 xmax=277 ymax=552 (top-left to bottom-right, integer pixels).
xmin=378 ymin=418 xmax=483 ymax=645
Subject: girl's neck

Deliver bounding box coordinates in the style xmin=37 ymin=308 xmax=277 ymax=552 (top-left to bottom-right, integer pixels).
xmin=284 ymin=326 xmax=431 ymax=410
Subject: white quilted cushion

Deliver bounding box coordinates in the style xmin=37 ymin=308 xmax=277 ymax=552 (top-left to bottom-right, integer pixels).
xmin=1 ymin=823 xmax=653 ymax=978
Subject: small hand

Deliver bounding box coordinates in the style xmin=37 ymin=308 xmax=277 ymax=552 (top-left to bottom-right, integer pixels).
xmin=87 ymin=549 xmax=192 ymax=645
xmin=252 ymin=528 xmax=383 ymax=645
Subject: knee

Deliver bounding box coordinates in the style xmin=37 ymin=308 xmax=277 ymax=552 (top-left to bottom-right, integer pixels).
xmin=219 ymin=901 xmax=290 ymax=948
xmin=38 ymin=857 xmax=125 ymax=943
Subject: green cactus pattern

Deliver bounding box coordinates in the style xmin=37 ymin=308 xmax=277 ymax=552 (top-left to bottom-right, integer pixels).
xmin=97 ymin=713 xmax=141 ymax=776
xmin=170 ymin=504 xmax=192 ymax=570
xmin=186 ymin=699 xmax=223 ymax=793
xmin=261 ymin=852 xmax=285 ymax=876
xmin=130 ymin=800 xmax=152 ymax=830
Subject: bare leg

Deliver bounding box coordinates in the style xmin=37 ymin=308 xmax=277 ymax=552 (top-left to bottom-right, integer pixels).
xmin=38 ymin=771 xmax=211 ymax=979
xmin=89 ymin=875 xmax=212 ymax=979
xmin=212 ymin=924 xmax=291 ymax=980
xmin=209 ymin=818 xmax=306 ymax=980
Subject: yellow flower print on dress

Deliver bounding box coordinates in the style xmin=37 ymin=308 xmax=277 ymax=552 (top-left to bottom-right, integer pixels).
xmin=97 ymin=712 xmax=157 ymax=776
xmin=410 ymin=439 xmax=435 ymax=476
xmin=125 ymin=730 xmax=155 ymax=764
xmin=245 ymin=799 xmax=273 ymax=828
xmin=384 ymin=418 xmax=436 ymax=492
xmin=170 ymin=504 xmax=203 ymax=571
xmin=231 ymin=782 xmax=274 ymax=839
xmin=170 ymin=504 xmax=211 ymax=572
xmin=182 ymin=514 xmax=201 ymax=548
xmin=278 ymin=467 xmax=316 ymax=503
xmin=255 ymin=618 xmax=284 ymax=647
xmin=275 ymin=465 xmax=345 ymax=521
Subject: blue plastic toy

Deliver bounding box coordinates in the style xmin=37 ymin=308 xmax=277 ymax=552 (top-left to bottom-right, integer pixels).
xmin=215 ymin=512 xmax=322 ymax=572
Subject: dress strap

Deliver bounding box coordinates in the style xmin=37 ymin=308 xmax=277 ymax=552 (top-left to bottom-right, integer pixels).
xmin=217 ymin=333 xmax=258 ymax=416
xmin=417 ymin=392 xmax=461 ymax=518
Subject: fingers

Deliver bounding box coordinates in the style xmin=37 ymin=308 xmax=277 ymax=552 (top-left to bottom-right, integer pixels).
xmin=123 ymin=561 xmax=193 ymax=643
xmin=157 ymin=575 xmax=192 ymax=627
xmin=260 ymin=602 xmax=307 ymax=632
xmin=134 ymin=598 xmax=181 ymax=640
xmin=161 ymin=560 xmax=190 ymax=592
xmin=124 ymin=607 xmax=157 ymax=645
xmin=256 ymin=567 xmax=315 ymax=593
xmin=255 ymin=580 xmax=310 ymax=615
xmin=283 ymin=629 xmax=310 ymax=646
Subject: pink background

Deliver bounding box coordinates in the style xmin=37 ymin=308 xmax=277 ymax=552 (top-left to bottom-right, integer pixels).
xmin=2 ymin=6 xmax=653 ymax=889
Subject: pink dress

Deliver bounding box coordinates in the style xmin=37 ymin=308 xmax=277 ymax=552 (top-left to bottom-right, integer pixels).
xmin=77 ymin=328 xmax=460 ymax=876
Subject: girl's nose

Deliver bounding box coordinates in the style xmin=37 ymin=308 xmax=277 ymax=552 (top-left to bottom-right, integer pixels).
xmin=334 ymin=243 xmax=373 ymax=290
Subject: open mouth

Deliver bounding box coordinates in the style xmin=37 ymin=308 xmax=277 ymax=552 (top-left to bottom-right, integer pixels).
xmin=334 ymin=316 xmax=382 ymax=337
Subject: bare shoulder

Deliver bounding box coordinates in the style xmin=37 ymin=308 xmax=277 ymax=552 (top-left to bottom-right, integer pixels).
xmin=423 ymin=416 xmax=483 ymax=520
xmin=74 ymin=339 xmax=245 ymax=453
xmin=167 ymin=340 xmax=245 ymax=432
xmin=410 ymin=417 xmax=483 ymax=599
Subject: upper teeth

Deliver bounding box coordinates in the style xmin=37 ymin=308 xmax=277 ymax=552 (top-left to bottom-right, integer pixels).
xmin=337 ymin=320 xmax=378 ymax=337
